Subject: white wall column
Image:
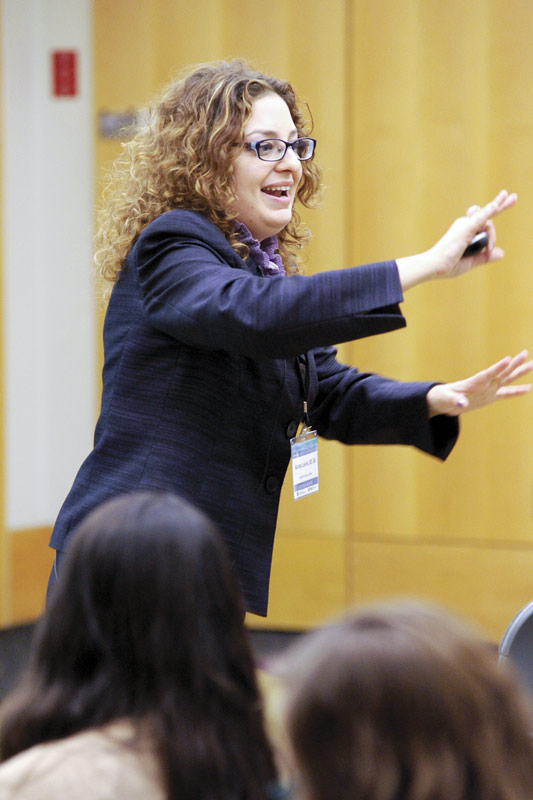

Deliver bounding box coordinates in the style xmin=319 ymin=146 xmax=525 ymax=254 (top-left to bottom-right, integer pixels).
xmin=2 ymin=0 xmax=95 ymax=529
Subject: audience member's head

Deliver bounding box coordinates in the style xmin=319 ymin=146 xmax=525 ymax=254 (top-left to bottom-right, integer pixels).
xmin=0 ymin=491 xmax=276 ymax=800
xmin=278 ymin=601 xmax=533 ymax=800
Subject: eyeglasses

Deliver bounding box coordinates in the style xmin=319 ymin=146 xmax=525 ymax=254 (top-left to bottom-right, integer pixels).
xmin=244 ymin=137 xmax=316 ymax=162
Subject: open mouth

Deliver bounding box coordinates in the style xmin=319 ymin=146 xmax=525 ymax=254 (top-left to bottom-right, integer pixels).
xmin=261 ymin=185 xmax=291 ymax=199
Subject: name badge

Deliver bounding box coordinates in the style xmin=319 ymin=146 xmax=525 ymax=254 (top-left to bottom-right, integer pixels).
xmin=290 ymin=426 xmax=319 ymax=500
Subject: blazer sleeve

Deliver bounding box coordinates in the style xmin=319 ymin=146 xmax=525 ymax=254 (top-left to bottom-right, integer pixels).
xmin=132 ymin=212 xmax=408 ymax=360
xmin=309 ymin=346 xmax=459 ymax=460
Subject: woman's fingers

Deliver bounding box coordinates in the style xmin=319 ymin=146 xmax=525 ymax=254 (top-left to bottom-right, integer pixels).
xmin=497 ymin=383 xmax=533 ymax=399
xmin=453 ymin=190 xmax=517 ymax=269
xmin=426 ymin=351 xmax=533 ymax=418
xmin=466 ymin=191 xmax=517 ymax=251
xmin=485 ymin=189 xmax=518 ymax=215
xmin=470 ymin=352 xmax=533 ymax=401
xmin=497 ymin=190 xmax=518 ymax=213
xmin=470 ymin=190 xmax=517 ymax=229
xmin=491 ymin=350 xmax=531 ymax=385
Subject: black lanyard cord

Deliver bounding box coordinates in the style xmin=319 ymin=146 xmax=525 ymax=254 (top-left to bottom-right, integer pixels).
xmin=296 ymin=353 xmax=311 ymax=427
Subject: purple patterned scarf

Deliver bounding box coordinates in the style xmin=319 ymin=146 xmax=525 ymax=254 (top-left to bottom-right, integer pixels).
xmin=235 ymin=222 xmax=285 ymax=276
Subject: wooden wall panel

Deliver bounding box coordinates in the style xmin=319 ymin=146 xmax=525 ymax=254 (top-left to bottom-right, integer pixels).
xmin=350 ymin=539 xmax=533 ymax=641
xmin=10 ymin=528 xmax=53 ymax=624
xmin=346 ymin=0 xmax=533 ymax=636
xmin=246 ymin=533 xmax=347 ymax=631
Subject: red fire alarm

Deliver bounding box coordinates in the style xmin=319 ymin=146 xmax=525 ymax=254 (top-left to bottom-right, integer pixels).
xmin=52 ymin=50 xmax=78 ymax=97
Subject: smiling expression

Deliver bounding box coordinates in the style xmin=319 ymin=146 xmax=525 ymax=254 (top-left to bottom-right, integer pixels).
xmin=232 ymin=92 xmax=303 ymax=242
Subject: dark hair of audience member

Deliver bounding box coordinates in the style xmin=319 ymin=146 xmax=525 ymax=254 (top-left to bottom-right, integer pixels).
xmin=0 ymin=491 xmax=277 ymax=800
xmin=279 ymin=601 xmax=533 ymax=800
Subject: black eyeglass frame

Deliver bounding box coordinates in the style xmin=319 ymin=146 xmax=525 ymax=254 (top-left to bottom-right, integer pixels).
xmin=244 ymin=137 xmax=317 ymax=162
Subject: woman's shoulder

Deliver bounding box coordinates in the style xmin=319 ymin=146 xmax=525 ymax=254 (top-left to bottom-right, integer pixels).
xmin=0 ymin=721 xmax=164 ymax=800
xmin=141 ymin=209 xmax=234 ymax=249
xmin=129 ymin=209 xmax=244 ymax=271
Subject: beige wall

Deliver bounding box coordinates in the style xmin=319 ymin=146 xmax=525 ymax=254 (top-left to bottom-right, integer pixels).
xmin=3 ymin=0 xmax=533 ymax=639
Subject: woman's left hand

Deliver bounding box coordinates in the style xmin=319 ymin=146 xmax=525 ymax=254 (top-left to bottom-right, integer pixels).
xmin=397 ymin=189 xmax=518 ymax=291
xmin=426 ymin=350 xmax=533 ymax=417
xmin=430 ymin=189 xmax=518 ymax=280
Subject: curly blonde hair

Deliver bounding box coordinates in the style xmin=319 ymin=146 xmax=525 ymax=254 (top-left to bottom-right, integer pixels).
xmin=94 ymin=59 xmax=322 ymax=285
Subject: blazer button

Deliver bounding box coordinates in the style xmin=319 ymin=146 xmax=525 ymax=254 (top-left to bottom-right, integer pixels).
xmin=265 ymin=475 xmax=280 ymax=494
xmin=286 ymin=420 xmax=299 ymax=438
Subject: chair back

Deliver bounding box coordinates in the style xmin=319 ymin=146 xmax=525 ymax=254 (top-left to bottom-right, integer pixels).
xmin=499 ymin=600 xmax=533 ymax=695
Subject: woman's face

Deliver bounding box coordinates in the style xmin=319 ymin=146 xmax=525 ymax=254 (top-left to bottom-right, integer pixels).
xmin=232 ymin=92 xmax=303 ymax=242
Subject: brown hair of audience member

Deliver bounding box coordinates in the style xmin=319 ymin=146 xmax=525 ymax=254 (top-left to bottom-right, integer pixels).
xmin=0 ymin=491 xmax=277 ymax=800
xmin=280 ymin=601 xmax=533 ymax=800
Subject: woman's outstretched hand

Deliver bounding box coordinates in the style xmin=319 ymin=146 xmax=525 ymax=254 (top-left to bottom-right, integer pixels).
xmin=426 ymin=350 xmax=533 ymax=418
xmin=397 ymin=189 xmax=518 ymax=291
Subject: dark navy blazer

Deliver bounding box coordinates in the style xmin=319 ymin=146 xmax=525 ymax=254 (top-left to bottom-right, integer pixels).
xmin=50 ymin=210 xmax=458 ymax=615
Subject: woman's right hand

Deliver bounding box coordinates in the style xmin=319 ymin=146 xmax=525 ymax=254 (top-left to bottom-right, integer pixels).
xmin=396 ymin=189 xmax=517 ymax=291
xmin=426 ymin=350 xmax=533 ymax=417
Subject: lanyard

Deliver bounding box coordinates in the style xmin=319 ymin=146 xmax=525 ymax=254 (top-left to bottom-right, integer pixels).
xmin=291 ymin=353 xmax=319 ymax=500
xmin=296 ymin=353 xmax=311 ymax=427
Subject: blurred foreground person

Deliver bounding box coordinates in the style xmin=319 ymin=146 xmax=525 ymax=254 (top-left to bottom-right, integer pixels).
xmin=0 ymin=492 xmax=277 ymax=800
xmin=278 ymin=601 xmax=533 ymax=800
